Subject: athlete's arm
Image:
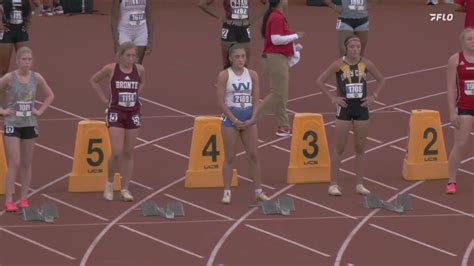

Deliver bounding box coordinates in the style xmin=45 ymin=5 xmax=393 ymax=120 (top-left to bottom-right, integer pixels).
xmin=145 ymin=0 xmax=154 ymax=55
xmin=324 ymin=0 xmax=341 ymax=14
xmin=34 ymin=73 xmax=55 ymax=116
xmin=316 ymin=59 xmax=347 ymax=107
xmin=453 ymin=1 xmax=466 ymax=12
xmin=198 ymin=0 xmax=226 ymax=22
xmin=363 ymin=58 xmax=385 ymax=107
xmin=137 ymin=64 xmax=145 ymax=94
xmin=446 ymin=53 xmax=460 ymax=128
xmin=111 ymin=0 xmax=120 ymax=53
xmin=90 ymin=64 xmax=113 ymax=105
xmin=216 ymin=70 xmax=241 ymax=127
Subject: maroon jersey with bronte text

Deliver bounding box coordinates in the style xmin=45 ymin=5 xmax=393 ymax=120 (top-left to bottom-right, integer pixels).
xmin=224 ymin=0 xmax=249 ymax=20
xmin=109 ymin=63 xmax=141 ymax=111
xmin=456 ymin=52 xmax=474 ymax=110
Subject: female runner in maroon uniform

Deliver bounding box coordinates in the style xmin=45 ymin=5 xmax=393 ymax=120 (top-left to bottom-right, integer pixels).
xmin=90 ymin=42 xmax=145 ymax=201
xmin=198 ymin=0 xmax=268 ymax=67
xmin=445 ymin=28 xmax=474 ymax=194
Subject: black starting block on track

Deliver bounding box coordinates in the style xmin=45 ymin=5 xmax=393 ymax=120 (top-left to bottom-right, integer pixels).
xmin=23 ymin=203 xmax=59 ymax=223
xmin=257 ymin=196 xmax=295 ymax=216
xmin=363 ymin=193 xmax=412 ymax=213
xmin=141 ymin=200 xmax=185 ymax=219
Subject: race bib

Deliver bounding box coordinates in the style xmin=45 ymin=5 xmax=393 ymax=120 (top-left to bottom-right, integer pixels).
xmin=9 ymin=10 xmax=23 ymax=24
xmin=15 ymin=101 xmax=32 ymax=117
xmin=233 ymin=93 xmax=252 ymax=107
xmin=464 ymin=80 xmax=474 ymax=96
xmin=231 ymin=7 xmax=248 ymax=19
xmin=348 ymin=0 xmax=365 ymax=11
xmin=129 ymin=12 xmax=146 ymax=26
xmin=345 ymin=83 xmax=363 ymax=99
xmin=118 ymin=92 xmax=137 ymax=107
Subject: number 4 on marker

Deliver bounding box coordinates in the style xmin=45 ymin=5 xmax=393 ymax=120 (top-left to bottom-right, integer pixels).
xmin=202 ymin=135 xmax=220 ymax=162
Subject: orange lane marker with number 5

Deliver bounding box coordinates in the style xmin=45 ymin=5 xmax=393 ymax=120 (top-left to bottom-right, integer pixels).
xmin=185 ymin=116 xmax=237 ymax=188
xmin=68 ymin=121 xmax=121 ymax=192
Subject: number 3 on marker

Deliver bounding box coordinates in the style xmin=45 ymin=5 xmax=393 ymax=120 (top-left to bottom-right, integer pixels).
xmin=202 ymin=135 xmax=220 ymax=162
xmin=302 ymin=130 xmax=319 ymax=159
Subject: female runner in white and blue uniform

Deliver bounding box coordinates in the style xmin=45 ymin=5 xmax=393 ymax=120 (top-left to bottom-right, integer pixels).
xmin=216 ymin=44 xmax=269 ymax=204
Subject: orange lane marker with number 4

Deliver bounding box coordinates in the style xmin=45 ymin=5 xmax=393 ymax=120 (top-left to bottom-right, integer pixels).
xmin=185 ymin=116 xmax=237 ymax=188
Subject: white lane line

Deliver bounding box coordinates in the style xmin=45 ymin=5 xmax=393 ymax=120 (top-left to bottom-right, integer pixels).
xmin=151 ymin=143 xmax=190 ymax=159
xmin=393 ymin=107 xmax=411 ymax=115
xmin=459 ymin=168 xmax=474 ymax=176
xmin=164 ymin=194 xmax=233 ymax=221
xmin=271 ymin=144 xmax=290 ymax=153
xmin=119 ymin=225 xmax=204 ymax=259
xmin=80 ymin=176 xmax=185 ymax=266
xmin=40 ymin=194 xmax=109 ymax=222
xmin=237 ymin=174 xmax=276 ymax=190
xmin=341 ymin=136 xmax=408 ymax=163
xmin=206 ymin=185 xmax=295 ymax=266
xmin=129 ymin=180 xmax=154 ymax=190
xmin=409 ymin=194 xmax=474 ymax=218
xmin=462 ymin=239 xmax=474 ymax=266
xmin=461 ymin=157 xmax=474 ymax=164
xmin=334 ymin=181 xmax=424 ymax=266
xmin=140 ymin=97 xmax=196 ymax=118
xmin=339 ymin=168 xmax=399 ymax=191
xmin=371 ymin=91 xmax=446 ymax=114
xmin=245 ymin=224 xmax=331 ymax=258
xmin=35 ymin=143 xmax=74 ymax=160
xmin=134 ymin=126 xmax=194 ymax=149
xmin=370 ymin=223 xmax=457 ymax=257
xmin=288 ymin=193 xmax=357 ymax=220
xmin=390 ymin=145 xmax=407 ymax=152
xmin=0 ymin=227 xmax=77 ymax=260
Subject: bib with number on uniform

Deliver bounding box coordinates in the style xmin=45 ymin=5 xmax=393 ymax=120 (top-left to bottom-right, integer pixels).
xmin=118 ymin=92 xmax=137 ymax=107
xmin=345 ymin=83 xmax=363 ymax=99
xmin=464 ymin=80 xmax=474 ymax=96
xmin=129 ymin=11 xmax=146 ymax=26
xmin=233 ymin=93 xmax=252 ymax=108
xmin=348 ymin=0 xmax=365 ymax=11
xmin=16 ymin=101 xmax=32 ymax=117
xmin=230 ymin=0 xmax=248 ymax=19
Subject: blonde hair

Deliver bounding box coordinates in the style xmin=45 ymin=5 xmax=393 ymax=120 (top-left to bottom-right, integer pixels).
xmin=116 ymin=42 xmax=137 ymax=58
xmin=460 ymin=27 xmax=474 ymax=48
xmin=16 ymin=46 xmax=33 ymax=61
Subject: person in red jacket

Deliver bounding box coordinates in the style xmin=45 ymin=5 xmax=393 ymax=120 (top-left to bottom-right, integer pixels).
xmin=255 ymin=0 xmax=305 ymax=137
xmin=454 ymin=0 xmax=474 ymax=28
xmin=445 ymin=28 xmax=474 ymax=194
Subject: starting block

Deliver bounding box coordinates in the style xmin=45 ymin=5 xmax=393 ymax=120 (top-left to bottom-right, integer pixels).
xmin=23 ymin=203 xmax=59 ymax=223
xmin=141 ymin=200 xmax=185 ymax=219
xmin=259 ymin=196 xmax=295 ymax=216
xmin=363 ymin=193 xmax=412 ymax=213
xmin=287 ymin=113 xmax=330 ymax=184
xmin=185 ymin=116 xmax=237 ymax=188
xmin=403 ymin=110 xmax=448 ymax=180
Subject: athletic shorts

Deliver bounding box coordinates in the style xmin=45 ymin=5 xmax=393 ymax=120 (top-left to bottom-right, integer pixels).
xmin=457 ymin=107 xmax=474 ymax=116
xmin=336 ymin=17 xmax=369 ymax=31
xmin=221 ymin=22 xmax=251 ymax=43
xmin=105 ymin=107 xmax=141 ymax=129
xmin=221 ymin=107 xmax=253 ymax=128
xmin=0 ymin=24 xmax=29 ymax=43
xmin=336 ymin=100 xmax=369 ymax=121
xmin=3 ymin=125 xmax=38 ymax=139
xmin=118 ymin=25 xmax=148 ymax=46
